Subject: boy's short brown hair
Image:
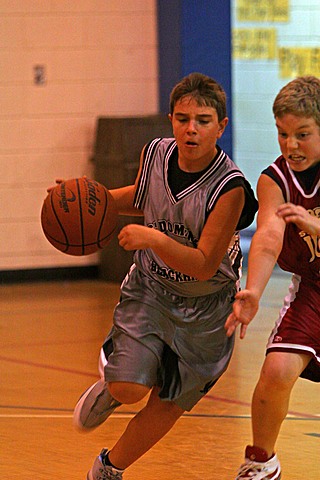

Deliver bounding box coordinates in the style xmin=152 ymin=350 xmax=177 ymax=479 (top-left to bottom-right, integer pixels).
xmin=169 ymin=72 xmax=227 ymax=121
xmin=273 ymin=76 xmax=320 ymax=127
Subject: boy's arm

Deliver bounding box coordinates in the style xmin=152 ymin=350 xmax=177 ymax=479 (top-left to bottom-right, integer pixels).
xmin=109 ymin=185 xmax=141 ymax=216
xmin=109 ymin=147 xmax=145 ymax=216
xmin=225 ymin=174 xmax=286 ymax=338
xmin=246 ymin=175 xmax=286 ymax=296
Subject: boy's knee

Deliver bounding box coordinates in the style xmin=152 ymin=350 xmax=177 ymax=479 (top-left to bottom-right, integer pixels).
xmin=108 ymin=381 xmax=150 ymax=404
xmin=260 ymin=354 xmax=301 ymax=389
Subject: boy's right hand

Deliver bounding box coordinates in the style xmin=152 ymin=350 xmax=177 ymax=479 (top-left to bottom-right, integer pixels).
xmin=225 ymin=289 xmax=259 ymax=339
xmin=47 ymin=178 xmax=64 ymax=193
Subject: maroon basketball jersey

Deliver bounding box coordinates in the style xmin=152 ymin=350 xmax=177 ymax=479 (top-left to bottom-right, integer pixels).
xmin=263 ymin=155 xmax=320 ymax=282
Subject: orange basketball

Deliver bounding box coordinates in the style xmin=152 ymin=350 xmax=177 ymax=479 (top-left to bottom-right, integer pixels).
xmin=41 ymin=177 xmax=118 ymax=256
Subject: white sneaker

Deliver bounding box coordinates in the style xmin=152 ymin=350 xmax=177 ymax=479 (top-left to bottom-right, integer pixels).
xmin=87 ymin=449 xmax=124 ymax=480
xmin=73 ymin=379 xmax=121 ymax=432
xmin=236 ymin=445 xmax=281 ymax=479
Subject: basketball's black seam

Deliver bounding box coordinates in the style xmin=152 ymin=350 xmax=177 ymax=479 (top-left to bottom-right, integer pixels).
xmin=47 ymin=189 xmax=69 ymax=252
xmin=76 ymin=178 xmax=85 ymax=255
xmin=43 ymin=236 xmax=107 ymax=248
xmin=99 ymin=224 xmax=118 ymax=244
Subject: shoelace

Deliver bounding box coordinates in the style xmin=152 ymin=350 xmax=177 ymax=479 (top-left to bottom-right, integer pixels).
xmin=238 ymin=462 xmax=282 ymax=480
xmin=97 ymin=467 xmax=123 ymax=480
xmin=237 ymin=461 xmax=264 ymax=478
xmin=94 ymin=390 xmax=121 ymax=414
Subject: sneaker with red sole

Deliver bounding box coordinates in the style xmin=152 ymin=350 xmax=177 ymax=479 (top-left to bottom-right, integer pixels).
xmin=236 ymin=445 xmax=281 ymax=479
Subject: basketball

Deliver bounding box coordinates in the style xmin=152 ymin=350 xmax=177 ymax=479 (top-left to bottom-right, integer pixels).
xmin=41 ymin=177 xmax=118 ymax=256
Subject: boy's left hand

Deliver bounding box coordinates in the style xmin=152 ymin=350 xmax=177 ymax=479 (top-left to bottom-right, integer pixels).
xmin=118 ymin=224 xmax=159 ymax=251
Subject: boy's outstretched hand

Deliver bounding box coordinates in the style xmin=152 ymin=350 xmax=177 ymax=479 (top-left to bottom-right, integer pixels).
xmin=225 ymin=289 xmax=260 ymax=339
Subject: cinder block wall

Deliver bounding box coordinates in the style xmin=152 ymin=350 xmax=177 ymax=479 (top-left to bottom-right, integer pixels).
xmin=0 ymin=0 xmax=158 ymax=271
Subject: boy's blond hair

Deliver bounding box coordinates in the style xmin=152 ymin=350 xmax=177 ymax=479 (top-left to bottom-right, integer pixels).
xmin=273 ymin=76 xmax=320 ymax=127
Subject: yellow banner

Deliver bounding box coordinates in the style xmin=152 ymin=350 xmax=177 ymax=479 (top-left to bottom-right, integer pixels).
xmin=279 ymin=47 xmax=320 ymax=78
xmin=233 ymin=28 xmax=277 ymax=60
xmin=236 ymin=0 xmax=289 ymax=22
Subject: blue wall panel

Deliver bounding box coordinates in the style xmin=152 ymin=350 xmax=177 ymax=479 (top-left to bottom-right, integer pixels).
xmin=157 ymin=1 xmax=183 ymax=115
xmin=157 ymin=1 xmax=232 ymax=156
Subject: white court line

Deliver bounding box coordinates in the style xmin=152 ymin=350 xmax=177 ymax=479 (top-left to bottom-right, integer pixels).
xmin=1 ymin=413 xmax=319 ymax=419
xmin=0 ymin=414 xmax=128 ymax=419
xmin=0 ymin=413 xmax=250 ymax=419
xmin=0 ymin=414 xmax=73 ymax=418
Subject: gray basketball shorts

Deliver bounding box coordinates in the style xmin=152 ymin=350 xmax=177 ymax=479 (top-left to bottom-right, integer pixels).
xmin=102 ymin=266 xmax=236 ymax=411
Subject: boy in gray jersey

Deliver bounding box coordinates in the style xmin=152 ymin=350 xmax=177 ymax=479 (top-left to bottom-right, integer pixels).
xmin=73 ymin=72 xmax=258 ymax=480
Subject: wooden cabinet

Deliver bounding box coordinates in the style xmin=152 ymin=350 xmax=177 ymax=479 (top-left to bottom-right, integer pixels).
xmin=93 ymin=115 xmax=173 ymax=282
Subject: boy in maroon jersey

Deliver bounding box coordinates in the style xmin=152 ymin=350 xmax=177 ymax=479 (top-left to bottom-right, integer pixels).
xmin=225 ymin=76 xmax=320 ymax=479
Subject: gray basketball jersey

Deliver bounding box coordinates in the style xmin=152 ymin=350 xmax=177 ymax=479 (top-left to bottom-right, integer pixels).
xmin=133 ymin=138 xmax=254 ymax=297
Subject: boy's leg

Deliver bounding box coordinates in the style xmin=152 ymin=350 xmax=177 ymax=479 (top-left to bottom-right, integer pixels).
xmin=74 ymin=325 xmax=161 ymax=432
xmin=251 ymin=351 xmax=310 ymax=456
xmin=236 ymin=351 xmax=310 ymax=479
xmin=108 ymin=386 xmax=184 ymax=470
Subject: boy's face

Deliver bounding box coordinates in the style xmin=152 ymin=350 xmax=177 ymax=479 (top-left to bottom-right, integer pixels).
xmin=169 ymin=96 xmax=228 ymax=171
xmin=276 ymin=113 xmax=320 ymax=171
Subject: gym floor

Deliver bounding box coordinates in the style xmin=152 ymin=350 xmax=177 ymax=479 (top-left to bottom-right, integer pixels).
xmin=0 ymin=272 xmax=319 ymax=479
